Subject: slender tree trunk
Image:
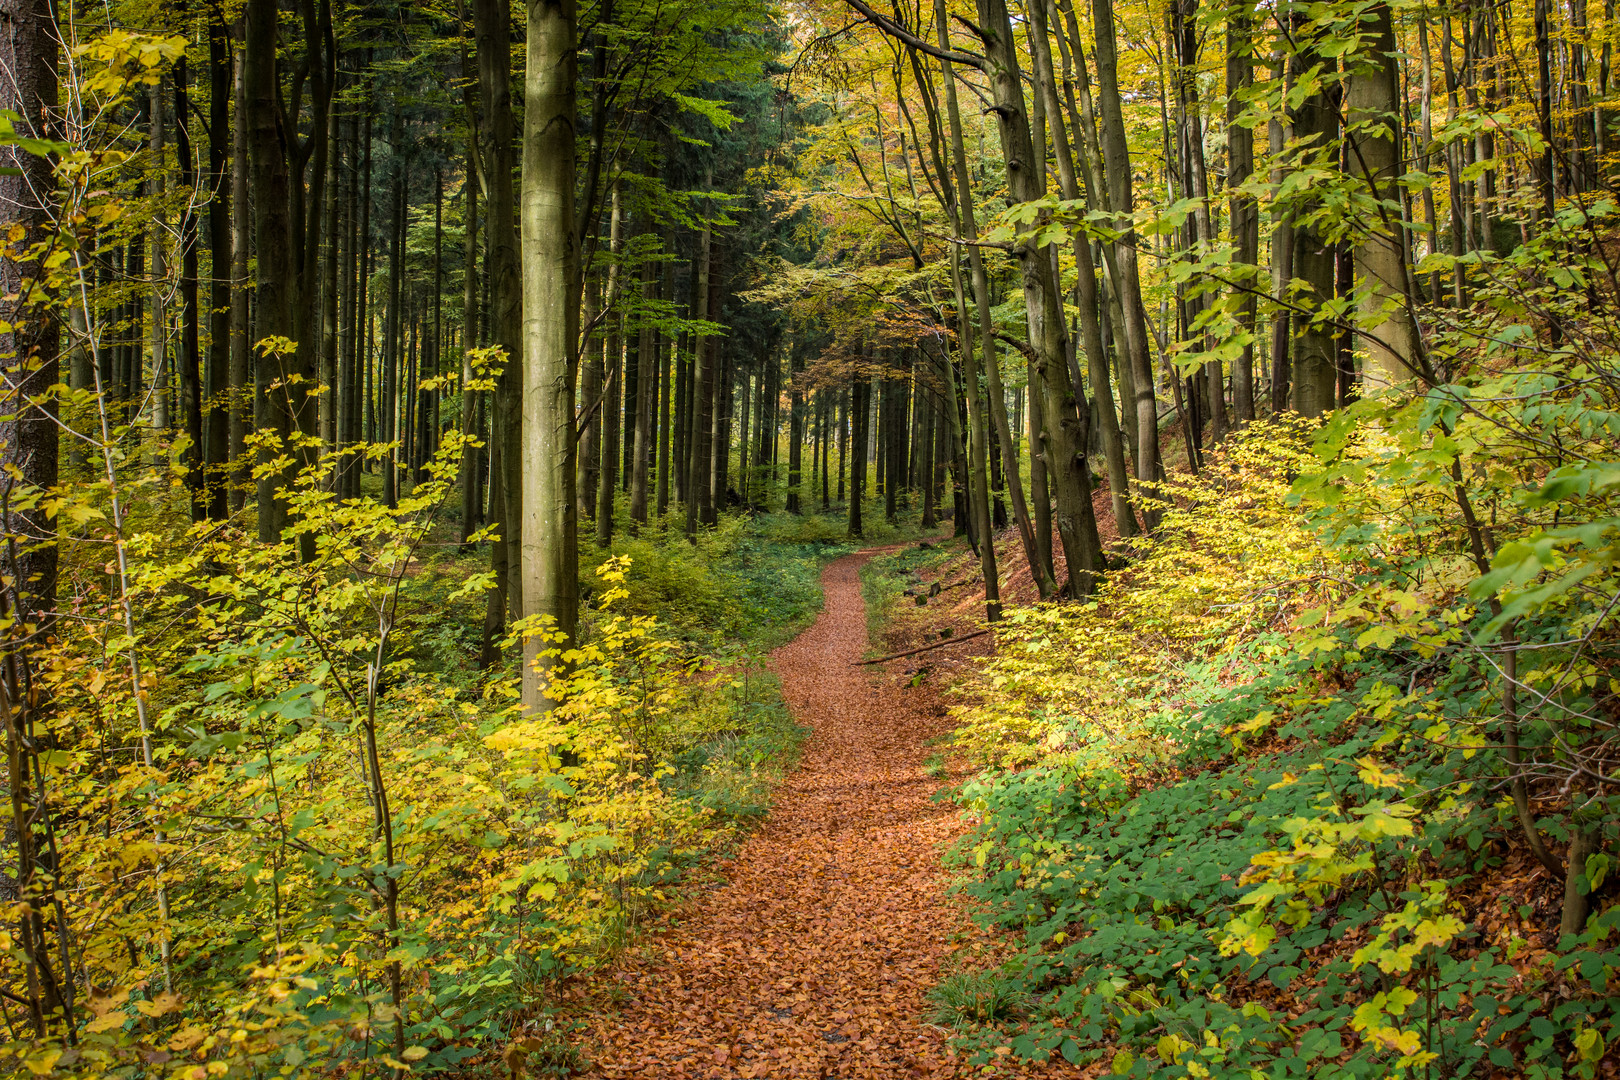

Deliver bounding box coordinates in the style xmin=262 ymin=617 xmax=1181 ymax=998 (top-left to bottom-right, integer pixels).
xmin=630 ymin=244 xmax=655 ymax=525
xmin=848 ymin=373 xmax=868 ymax=537
xmin=786 ymin=353 xmax=804 ymax=514
xmin=933 ymin=1 xmax=1003 ymax=613
xmin=1267 ymin=52 xmax=1292 ymax=414
xmin=655 ymin=230 xmax=673 ymax=517
xmin=460 ymin=145 xmax=482 ymax=546
xmin=176 ymin=59 xmax=204 ymax=517
xmin=228 ymin=31 xmax=250 ymax=510
xmin=1032 ymin=0 xmax=1136 ymax=539
xmin=150 ymin=83 xmax=170 ymax=433
xmin=320 ymin=89 xmax=341 ymax=463
xmin=349 ymin=102 xmax=371 ymax=501
xmin=1090 ymin=0 xmax=1162 ymax=518
xmin=206 ymin=13 xmax=231 ymax=519
xmin=975 ymin=0 xmax=1105 ymax=595
xmin=684 ymin=223 xmax=712 ymax=540
xmin=1227 ymin=0 xmax=1257 ymax=423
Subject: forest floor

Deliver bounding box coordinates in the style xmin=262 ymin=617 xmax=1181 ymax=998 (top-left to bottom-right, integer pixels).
xmin=573 ymin=550 xmax=1083 ymax=1079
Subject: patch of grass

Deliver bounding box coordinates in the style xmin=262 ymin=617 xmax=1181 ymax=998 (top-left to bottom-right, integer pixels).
xmin=923 ymin=752 xmax=949 ymax=779
xmin=925 ymin=968 xmax=1030 ymax=1030
xmin=516 ymin=1031 xmax=587 ymax=1078
xmin=859 ymin=539 xmax=957 ymax=650
xmin=661 ymin=672 xmax=809 ymax=822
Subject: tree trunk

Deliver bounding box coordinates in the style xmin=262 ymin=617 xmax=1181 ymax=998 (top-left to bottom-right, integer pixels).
xmin=848 ymin=374 xmax=867 ymax=537
xmin=1090 ymin=0 xmax=1162 ymax=518
xmin=1032 ymin=0 xmax=1137 ymax=539
xmin=684 ymin=223 xmax=712 ymax=539
xmin=1345 ymin=0 xmax=1420 ymax=387
xmin=975 ymin=0 xmax=1104 ymax=595
xmin=655 ymin=230 xmax=673 ymax=517
xmin=206 ymin=13 xmax=232 ymax=519
xmin=1288 ymin=15 xmax=1341 ymax=417
xmin=630 ymin=249 xmax=655 ymax=525
xmin=176 ymin=59 xmax=204 ymax=518
xmin=229 ymin=30 xmax=250 ymax=510
xmin=460 ymin=143 xmax=482 ymax=546
xmin=244 ymin=0 xmax=295 ymax=540
xmin=1227 ymin=0 xmax=1257 ymax=424
xmin=474 ymin=0 xmax=523 ymax=642
xmin=933 ymin=0 xmax=1003 ymax=613
xmin=0 ymin=0 xmax=59 ymax=627
xmin=519 ymin=0 xmax=579 ymax=711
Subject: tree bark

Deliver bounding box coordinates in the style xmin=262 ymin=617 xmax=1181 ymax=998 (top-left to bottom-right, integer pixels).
xmin=1227 ymin=0 xmax=1257 ymax=423
xmin=474 ymin=0 xmax=523 ymax=638
xmin=974 ymin=0 xmax=1104 ymax=595
xmin=1288 ymin=15 xmax=1341 ymax=417
xmin=1345 ymin=0 xmax=1420 ymax=388
xmin=1089 ymin=0 xmax=1162 ymax=518
xmin=206 ymin=10 xmax=232 ymax=519
xmin=0 ymin=0 xmax=59 ymax=627
xmin=519 ymin=0 xmax=580 ymax=711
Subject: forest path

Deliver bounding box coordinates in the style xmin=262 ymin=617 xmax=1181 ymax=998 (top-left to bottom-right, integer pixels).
xmin=581 ymin=551 xmax=1071 ymax=1079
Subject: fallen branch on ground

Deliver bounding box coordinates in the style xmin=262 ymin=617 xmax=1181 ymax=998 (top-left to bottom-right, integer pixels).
xmin=854 ymin=629 xmax=992 ymax=665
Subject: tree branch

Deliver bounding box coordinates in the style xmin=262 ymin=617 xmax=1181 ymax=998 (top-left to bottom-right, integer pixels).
xmin=840 ymin=0 xmax=985 ymax=69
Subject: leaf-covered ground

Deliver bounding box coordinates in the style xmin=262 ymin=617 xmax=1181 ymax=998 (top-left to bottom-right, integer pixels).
xmin=577 ymin=552 xmax=1080 ymax=1078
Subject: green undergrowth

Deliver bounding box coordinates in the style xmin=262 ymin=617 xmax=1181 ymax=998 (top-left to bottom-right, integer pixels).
xmin=859 ymin=538 xmax=957 ymax=652
xmin=326 ymin=509 xmax=838 ymax=1058
xmin=920 ymin=423 xmax=1620 ymax=1078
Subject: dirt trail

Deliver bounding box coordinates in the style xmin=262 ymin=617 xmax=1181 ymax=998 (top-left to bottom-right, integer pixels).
xmin=581 ymin=551 xmax=1079 ymax=1079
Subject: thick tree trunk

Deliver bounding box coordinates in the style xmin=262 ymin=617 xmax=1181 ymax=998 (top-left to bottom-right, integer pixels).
xmin=244 ymin=0 xmax=295 ymax=540
xmin=474 ymin=0 xmax=523 ymax=642
xmin=519 ymin=0 xmax=579 ymax=711
xmin=1289 ymin=17 xmax=1341 ymax=417
xmin=0 ymin=0 xmax=59 ymax=627
xmin=1345 ymin=0 xmax=1420 ymax=388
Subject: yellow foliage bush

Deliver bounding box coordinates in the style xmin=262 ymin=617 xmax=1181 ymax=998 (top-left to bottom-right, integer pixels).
xmin=951 ymin=422 xmax=1345 ymax=787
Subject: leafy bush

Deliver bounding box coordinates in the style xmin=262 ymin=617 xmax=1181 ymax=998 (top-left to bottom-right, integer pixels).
xmin=930 ymin=417 xmax=1620 ymax=1077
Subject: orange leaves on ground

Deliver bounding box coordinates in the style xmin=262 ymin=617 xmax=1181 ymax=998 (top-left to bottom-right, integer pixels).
xmin=576 ymin=554 xmax=1082 ymax=1080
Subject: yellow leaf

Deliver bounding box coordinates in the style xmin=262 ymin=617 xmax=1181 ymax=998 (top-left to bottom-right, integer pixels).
xmin=22 ymin=1049 xmax=61 ymax=1076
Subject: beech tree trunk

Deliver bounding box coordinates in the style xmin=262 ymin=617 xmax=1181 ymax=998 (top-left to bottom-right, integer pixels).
xmin=519 ymin=0 xmax=579 ymax=712
xmin=975 ymin=0 xmax=1105 ymax=595
xmin=1345 ymin=0 xmax=1420 ymax=387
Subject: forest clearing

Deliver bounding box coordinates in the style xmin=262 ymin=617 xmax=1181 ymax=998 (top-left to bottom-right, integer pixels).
xmin=0 ymin=0 xmax=1617 ymax=1074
